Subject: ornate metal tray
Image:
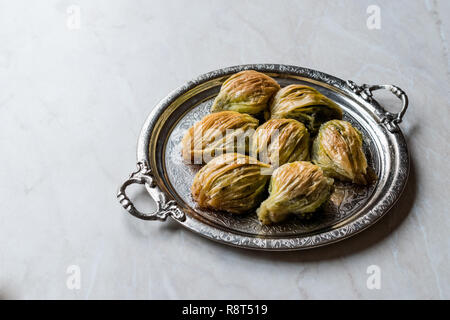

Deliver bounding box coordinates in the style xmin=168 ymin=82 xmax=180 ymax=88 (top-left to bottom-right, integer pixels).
xmin=117 ymin=64 xmax=409 ymax=251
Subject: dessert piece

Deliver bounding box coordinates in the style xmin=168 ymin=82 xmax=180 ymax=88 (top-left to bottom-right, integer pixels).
xmin=182 ymin=111 xmax=258 ymax=164
xmin=251 ymin=118 xmax=310 ymax=167
xmin=257 ymin=161 xmax=333 ymax=225
xmin=312 ymin=120 xmax=371 ymax=185
xmin=269 ymin=84 xmax=342 ymax=133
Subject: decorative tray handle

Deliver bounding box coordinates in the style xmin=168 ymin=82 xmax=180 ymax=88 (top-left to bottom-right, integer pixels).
xmin=117 ymin=161 xmax=185 ymax=222
xmin=347 ymin=80 xmax=408 ymax=133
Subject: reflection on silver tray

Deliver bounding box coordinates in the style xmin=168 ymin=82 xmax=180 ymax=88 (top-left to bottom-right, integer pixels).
xmin=117 ymin=64 xmax=409 ymax=251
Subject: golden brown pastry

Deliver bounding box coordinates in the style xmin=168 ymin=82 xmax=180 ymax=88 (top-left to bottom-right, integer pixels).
xmin=269 ymin=84 xmax=342 ymax=133
xmin=181 ymin=111 xmax=259 ymax=164
xmin=312 ymin=120 xmax=370 ymax=185
xmin=257 ymin=161 xmax=334 ymax=225
xmin=211 ymin=70 xmax=280 ymax=116
xmin=191 ymin=153 xmax=271 ymax=214
xmin=251 ymin=119 xmax=310 ymax=167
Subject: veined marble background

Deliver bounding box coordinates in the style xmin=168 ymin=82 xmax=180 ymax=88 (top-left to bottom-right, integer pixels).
xmin=0 ymin=0 xmax=448 ymax=299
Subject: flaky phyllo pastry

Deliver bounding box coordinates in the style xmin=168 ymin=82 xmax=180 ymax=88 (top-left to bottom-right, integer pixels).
xmin=257 ymin=161 xmax=334 ymax=225
xmin=312 ymin=120 xmax=370 ymax=185
xmin=251 ymin=119 xmax=310 ymax=167
xmin=269 ymin=84 xmax=343 ymax=133
xmin=191 ymin=153 xmax=271 ymax=214
xmin=182 ymin=111 xmax=259 ymax=164
xmin=181 ymin=71 xmax=375 ymax=225
xmin=211 ymin=70 xmax=280 ymax=116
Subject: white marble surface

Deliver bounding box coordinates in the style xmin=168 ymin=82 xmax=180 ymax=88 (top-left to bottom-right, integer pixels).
xmin=0 ymin=0 xmax=449 ymax=299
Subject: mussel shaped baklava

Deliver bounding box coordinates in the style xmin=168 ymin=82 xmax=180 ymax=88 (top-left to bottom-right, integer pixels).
xmin=251 ymin=119 xmax=310 ymax=167
xmin=211 ymin=70 xmax=280 ymax=116
xmin=181 ymin=111 xmax=259 ymax=164
xmin=269 ymin=84 xmax=342 ymax=133
xmin=257 ymin=161 xmax=334 ymax=225
xmin=191 ymin=153 xmax=271 ymax=214
xmin=312 ymin=120 xmax=371 ymax=185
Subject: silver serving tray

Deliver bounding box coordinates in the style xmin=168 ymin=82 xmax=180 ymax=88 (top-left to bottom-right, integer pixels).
xmin=117 ymin=64 xmax=409 ymax=251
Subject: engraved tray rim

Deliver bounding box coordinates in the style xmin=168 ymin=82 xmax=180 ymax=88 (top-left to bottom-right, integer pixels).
xmin=129 ymin=64 xmax=409 ymax=251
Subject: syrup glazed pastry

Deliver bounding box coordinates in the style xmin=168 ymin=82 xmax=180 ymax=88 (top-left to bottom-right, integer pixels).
xmin=312 ymin=120 xmax=372 ymax=185
xmin=251 ymin=118 xmax=310 ymax=167
xmin=269 ymin=84 xmax=343 ymax=133
xmin=211 ymin=70 xmax=280 ymax=116
xmin=257 ymin=161 xmax=334 ymax=225
xmin=191 ymin=153 xmax=272 ymax=214
xmin=181 ymin=111 xmax=259 ymax=164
